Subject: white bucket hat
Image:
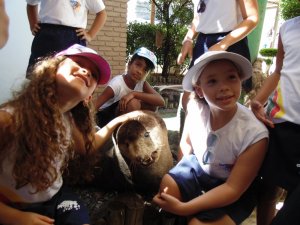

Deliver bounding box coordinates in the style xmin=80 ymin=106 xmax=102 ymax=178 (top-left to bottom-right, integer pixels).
xmin=133 ymin=47 xmax=157 ymax=68
xmin=182 ymin=51 xmax=253 ymax=92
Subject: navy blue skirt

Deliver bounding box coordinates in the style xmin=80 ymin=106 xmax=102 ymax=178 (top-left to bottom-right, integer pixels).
xmin=27 ymin=23 xmax=86 ymax=75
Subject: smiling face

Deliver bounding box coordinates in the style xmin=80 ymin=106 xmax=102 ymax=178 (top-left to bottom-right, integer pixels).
xmin=194 ymin=59 xmax=242 ymax=112
xmin=55 ymin=56 xmax=99 ymax=110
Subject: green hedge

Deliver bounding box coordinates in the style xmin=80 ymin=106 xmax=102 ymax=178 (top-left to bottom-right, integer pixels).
xmin=259 ymin=48 xmax=278 ymax=57
xmin=127 ymin=22 xmax=189 ymax=76
xmin=280 ymin=0 xmax=300 ymax=20
xmin=127 ymin=23 xmax=157 ymax=58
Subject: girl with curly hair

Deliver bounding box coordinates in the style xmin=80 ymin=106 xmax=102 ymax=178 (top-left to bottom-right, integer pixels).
xmin=0 ymin=44 xmax=136 ymax=225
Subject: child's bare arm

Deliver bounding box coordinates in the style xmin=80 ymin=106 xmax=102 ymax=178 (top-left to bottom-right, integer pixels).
xmin=251 ymin=35 xmax=284 ymax=127
xmin=87 ymin=10 xmax=107 ymax=40
xmin=76 ymin=10 xmax=107 ymax=42
xmin=93 ymin=110 xmax=145 ymax=150
xmin=189 ymin=138 xmax=267 ymax=215
xmin=0 ymin=202 xmax=54 ymax=225
xmin=155 ymin=138 xmax=268 ymax=216
xmin=26 ymin=4 xmax=40 ymax=35
xmin=93 ymin=86 xmax=114 ymax=110
xmin=123 ymin=81 xmax=165 ymax=107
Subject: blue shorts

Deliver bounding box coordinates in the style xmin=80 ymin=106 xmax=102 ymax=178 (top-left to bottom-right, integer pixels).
xmin=27 ymin=23 xmax=86 ymax=74
xmin=169 ymin=155 xmax=258 ymax=224
xmin=11 ymin=186 xmax=90 ymax=225
xmin=190 ymin=31 xmax=250 ymax=67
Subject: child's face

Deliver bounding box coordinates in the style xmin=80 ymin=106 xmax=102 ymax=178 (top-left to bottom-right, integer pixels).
xmin=194 ymin=59 xmax=241 ymax=111
xmin=56 ymin=56 xmax=99 ymax=104
xmin=127 ymin=58 xmax=150 ymax=82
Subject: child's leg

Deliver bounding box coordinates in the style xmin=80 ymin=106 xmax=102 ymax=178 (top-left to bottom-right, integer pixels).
xmin=270 ymin=183 xmax=300 ymax=225
xmin=158 ymin=174 xmax=182 ymax=200
xmin=119 ymin=98 xmax=142 ymax=114
xmin=120 ymin=99 xmax=157 ymax=113
xmin=256 ymin=182 xmax=284 ymax=225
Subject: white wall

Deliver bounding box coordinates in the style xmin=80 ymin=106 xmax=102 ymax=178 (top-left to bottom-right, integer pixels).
xmin=0 ymin=1 xmax=32 ymax=104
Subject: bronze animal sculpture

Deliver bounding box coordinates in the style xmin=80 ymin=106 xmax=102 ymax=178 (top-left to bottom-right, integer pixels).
xmin=93 ymin=110 xmax=174 ymax=194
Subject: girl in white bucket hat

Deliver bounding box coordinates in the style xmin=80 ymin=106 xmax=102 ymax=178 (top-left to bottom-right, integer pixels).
xmin=154 ymin=51 xmax=268 ymax=225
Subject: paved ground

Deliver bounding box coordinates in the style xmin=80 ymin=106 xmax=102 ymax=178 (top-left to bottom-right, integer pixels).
xmin=163 ymin=115 xmax=180 ymax=131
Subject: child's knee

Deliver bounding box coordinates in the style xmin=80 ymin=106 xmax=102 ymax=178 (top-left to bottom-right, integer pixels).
xmin=159 ymin=174 xmax=181 ymax=199
xmin=126 ymin=98 xmax=141 ymax=112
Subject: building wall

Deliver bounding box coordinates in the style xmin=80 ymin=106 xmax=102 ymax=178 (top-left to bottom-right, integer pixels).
xmin=0 ymin=1 xmax=32 ymax=104
xmin=88 ymin=0 xmax=128 ymax=96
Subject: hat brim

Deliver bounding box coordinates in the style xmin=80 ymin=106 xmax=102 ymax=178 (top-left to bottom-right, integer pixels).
xmin=182 ymin=51 xmax=253 ymax=92
xmin=134 ymin=52 xmax=157 ymax=68
xmin=67 ymin=52 xmax=111 ymax=85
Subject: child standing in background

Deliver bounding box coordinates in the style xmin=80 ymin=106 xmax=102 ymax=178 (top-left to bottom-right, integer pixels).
xmin=153 ymin=51 xmax=268 ymax=225
xmin=251 ymin=15 xmax=300 ymax=225
xmin=0 ymin=44 xmax=139 ymax=225
xmin=177 ymin=0 xmax=259 ymax=112
xmin=94 ymin=47 xmax=165 ymax=128
xmin=26 ymin=0 xmax=107 ymax=75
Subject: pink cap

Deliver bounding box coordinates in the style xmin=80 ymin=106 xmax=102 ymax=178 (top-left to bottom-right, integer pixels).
xmin=56 ymin=44 xmax=111 ymax=85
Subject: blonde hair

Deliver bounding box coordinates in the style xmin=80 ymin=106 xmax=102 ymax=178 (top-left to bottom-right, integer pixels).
xmin=0 ymin=56 xmax=97 ymax=191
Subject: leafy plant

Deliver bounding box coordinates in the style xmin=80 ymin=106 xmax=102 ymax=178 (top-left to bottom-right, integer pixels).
xmin=259 ymin=48 xmax=278 ymax=75
xmin=259 ymin=48 xmax=277 ymax=60
xmin=280 ymin=0 xmax=300 ymax=20
xmin=127 ymin=0 xmax=193 ymax=78
xmin=127 ymin=22 xmax=157 ymax=59
xmin=152 ymin=0 xmax=193 ymax=77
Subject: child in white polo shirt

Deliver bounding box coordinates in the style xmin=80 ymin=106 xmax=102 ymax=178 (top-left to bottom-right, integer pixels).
xmin=153 ymin=51 xmax=268 ymax=225
xmin=94 ymin=47 xmax=165 ymax=128
xmin=26 ymin=0 xmax=107 ymax=76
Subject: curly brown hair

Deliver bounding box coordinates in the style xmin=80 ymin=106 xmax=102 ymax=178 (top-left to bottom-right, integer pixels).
xmin=0 ymin=56 xmax=97 ymax=192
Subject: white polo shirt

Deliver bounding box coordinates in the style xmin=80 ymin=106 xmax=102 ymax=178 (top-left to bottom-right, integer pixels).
xmin=192 ymin=0 xmax=242 ymax=34
xmin=26 ymin=0 xmax=105 ymax=28
xmin=186 ymin=100 xmax=268 ymax=179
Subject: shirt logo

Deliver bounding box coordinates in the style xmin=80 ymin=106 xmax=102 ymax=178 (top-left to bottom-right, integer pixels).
xmin=70 ymin=0 xmax=81 ymax=11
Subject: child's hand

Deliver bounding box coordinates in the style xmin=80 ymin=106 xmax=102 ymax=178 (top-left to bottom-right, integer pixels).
xmin=250 ymin=100 xmax=274 ymax=128
xmin=208 ymin=41 xmax=228 ymax=51
xmin=12 ymin=211 xmax=54 ymax=225
xmin=117 ymin=110 xmax=142 ymax=123
xmin=119 ymin=93 xmax=134 ymax=112
xmin=76 ymin=28 xmax=92 ymax=42
xmin=153 ymin=187 xmax=187 ymax=216
xmin=177 ymin=42 xmax=193 ymax=65
xmin=30 ymin=23 xmax=40 ymax=36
